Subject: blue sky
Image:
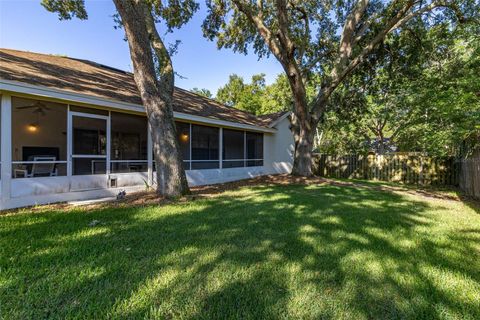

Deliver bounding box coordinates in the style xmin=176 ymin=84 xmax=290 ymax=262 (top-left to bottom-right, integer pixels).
xmin=0 ymin=0 xmax=283 ymax=94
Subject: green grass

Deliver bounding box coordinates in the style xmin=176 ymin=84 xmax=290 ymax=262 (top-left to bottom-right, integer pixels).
xmin=1 ymin=182 xmax=479 ymax=319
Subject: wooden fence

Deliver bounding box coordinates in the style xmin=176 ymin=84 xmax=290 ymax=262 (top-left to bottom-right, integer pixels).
xmin=313 ymin=154 xmax=459 ymax=186
xmin=458 ymin=150 xmax=480 ymax=199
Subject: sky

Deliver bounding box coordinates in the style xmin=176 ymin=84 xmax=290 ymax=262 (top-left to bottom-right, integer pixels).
xmin=0 ymin=0 xmax=283 ymax=94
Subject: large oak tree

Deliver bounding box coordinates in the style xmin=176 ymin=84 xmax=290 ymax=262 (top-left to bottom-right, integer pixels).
xmin=203 ymin=0 xmax=476 ymax=176
xmin=42 ymin=0 xmax=199 ymax=196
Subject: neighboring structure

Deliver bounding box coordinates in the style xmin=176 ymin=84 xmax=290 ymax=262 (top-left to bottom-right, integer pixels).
xmin=367 ymin=137 xmax=398 ymax=154
xmin=0 ymin=49 xmax=294 ymax=210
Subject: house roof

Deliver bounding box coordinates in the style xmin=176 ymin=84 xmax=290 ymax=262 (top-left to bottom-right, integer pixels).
xmin=0 ymin=48 xmax=288 ymax=129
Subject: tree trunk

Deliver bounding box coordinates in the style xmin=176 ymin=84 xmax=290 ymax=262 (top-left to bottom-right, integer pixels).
xmin=282 ymin=61 xmax=320 ymax=177
xmin=290 ymin=111 xmax=317 ymax=177
xmin=148 ymin=103 xmax=189 ymax=196
xmin=377 ymin=136 xmax=385 ymax=154
xmin=291 ymin=127 xmax=315 ymax=176
xmin=376 ymin=130 xmax=386 ymax=154
xmin=113 ymin=0 xmax=189 ymax=197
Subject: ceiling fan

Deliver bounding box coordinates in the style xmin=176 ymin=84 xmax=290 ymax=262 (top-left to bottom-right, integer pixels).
xmin=16 ymin=101 xmax=50 ymax=115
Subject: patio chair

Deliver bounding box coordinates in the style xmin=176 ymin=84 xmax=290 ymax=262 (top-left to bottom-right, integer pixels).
xmin=14 ymin=156 xmax=58 ymax=178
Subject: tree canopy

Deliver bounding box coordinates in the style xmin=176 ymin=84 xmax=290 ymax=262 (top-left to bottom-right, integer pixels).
xmin=317 ymin=23 xmax=480 ymax=157
xmin=215 ymin=73 xmax=290 ymax=114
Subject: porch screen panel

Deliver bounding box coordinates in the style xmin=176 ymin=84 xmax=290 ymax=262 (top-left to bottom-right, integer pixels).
xmin=175 ymin=121 xmax=191 ymax=170
xmin=222 ymin=129 xmax=245 ymax=168
xmin=111 ymin=112 xmax=148 ymax=173
xmin=191 ymin=124 xmax=219 ymax=169
xmin=11 ymin=97 xmax=68 ymax=178
xmin=246 ymin=132 xmax=263 ymax=167
xmin=73 ymin=158 xmax=106 ymax=175
xmin=72 ymin=116 xmax=107 ymax=175
xmin=153 ymin=122 xmax=191 ymax=172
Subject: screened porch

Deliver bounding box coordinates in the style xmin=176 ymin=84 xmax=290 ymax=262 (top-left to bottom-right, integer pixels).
xmin=0 ymin=94 xmax=265 ymax=203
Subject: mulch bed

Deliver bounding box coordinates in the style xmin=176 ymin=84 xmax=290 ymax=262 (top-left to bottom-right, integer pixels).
xmin=124 ymin=174 xmax=479 ymax=210
xmin=2 ymin=174 xmax=478 ymax=214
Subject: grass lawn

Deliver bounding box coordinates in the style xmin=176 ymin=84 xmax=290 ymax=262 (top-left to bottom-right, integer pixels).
xmin=1 ymin=180 xmax=479 ymax=319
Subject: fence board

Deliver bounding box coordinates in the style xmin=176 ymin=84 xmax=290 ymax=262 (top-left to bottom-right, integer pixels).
xmin=459 ymin=150 xmax=480 ymax=199
xmin=313 ymin=153 xmax=460 ymax=187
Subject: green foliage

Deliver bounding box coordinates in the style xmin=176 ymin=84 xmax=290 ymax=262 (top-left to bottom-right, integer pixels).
xmin=216 ymin=73 xmax=290 ymax=115
xmin=216 ymin=74 xmax=251 ymax=107
xmin=318 ymin=23 xmax=480 ymax=156
xmin=396 ymin=26 xmax=480 ymax=156
xmin=316 ymin=112 xmax=371 ymax=154
xmin=41 ymin=0 xmax=88 ymax=20
xmin=203 ymin=0 xmax=478 ymax=105
xmin=215 ymin=73 xmax=322 ymax=115
xmin=191 ymin=87 xmax=213 ymax=98
xmin=42 ymin=0 xmax=199 ymax=31
xmin=260 ymin=74 xmax=293 ymax=114
xmin=149 ymin=0 xmax=199 ymax=32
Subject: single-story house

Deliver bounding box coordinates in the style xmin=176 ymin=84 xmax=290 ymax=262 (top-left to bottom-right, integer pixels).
xmin=0 ymin=49 xmax=294 ymax=210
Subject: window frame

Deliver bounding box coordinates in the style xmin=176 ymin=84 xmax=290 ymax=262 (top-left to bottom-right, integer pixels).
xmin=189 ymin=123 xmax=220 ymax=169
xmin=176 ymin=122 xmax=264 ymax=171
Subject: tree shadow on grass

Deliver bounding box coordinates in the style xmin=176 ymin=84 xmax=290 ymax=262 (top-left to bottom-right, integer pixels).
xmin=1 ymin=184 xmax=479 ymax=319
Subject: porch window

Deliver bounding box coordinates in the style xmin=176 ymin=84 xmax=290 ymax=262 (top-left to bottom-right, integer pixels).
xmin=11 ymin=97 xmax=67 ymax=178
xmin=222 ymin=130 xmax=264 ymax=168
xmin=176 ymin=121 xmax=191 ymax=170
xmin=168 ymin=123 xmax=264 ymax=170
xmin=246 ymin=132 xmax=264 ymax=166
xmin=111 ymin=112 xmax=148 ymax=173
xmin=191 ymin=124 xmax=219 ymax=169
xmin=222 ymin=129 xmax=245 ymax=168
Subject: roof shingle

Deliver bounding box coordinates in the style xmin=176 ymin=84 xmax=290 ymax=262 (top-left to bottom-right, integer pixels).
xmin=0 ymin=48 xmax=287 ymax=128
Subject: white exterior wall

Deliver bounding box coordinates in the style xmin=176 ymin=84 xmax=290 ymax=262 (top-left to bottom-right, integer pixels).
xmin=264 ymin=116 xmax=294 ymax=174
xmin=187 ymin=166 xmax=267 ymax=185
xmin=151 ymin=166 xmax=269 ymax=188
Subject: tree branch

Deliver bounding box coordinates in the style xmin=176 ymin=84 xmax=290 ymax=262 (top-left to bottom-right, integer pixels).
xmin=232 ymin=0 xmax=283 ymax=61
xmin=233 ymin=0 xmax=308 ymax=126
xmin=275 ymin=0 xmax=295 ymax=58
xmin=141 ymin=0 xmax=174 ymax=95
xmin=287 ymin=0 xmax=309 ymax=59
xmin=300 ymin=48 xmax=334 ymax=75
xmin=338 ymin=0 xmax=370 ymax=67
xmin=311 ymin=0 xmax=454 ymax=122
